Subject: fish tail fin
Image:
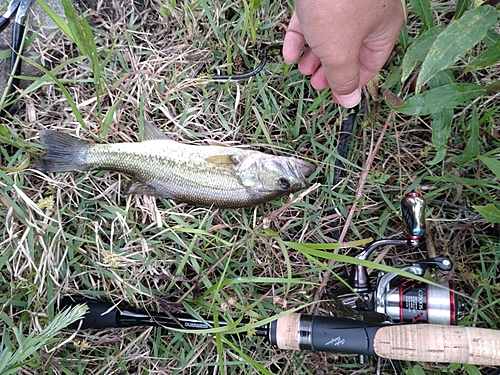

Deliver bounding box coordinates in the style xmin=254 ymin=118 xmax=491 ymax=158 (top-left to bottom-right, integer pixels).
xmin=36 ymin=130 xmax=91 ymax=172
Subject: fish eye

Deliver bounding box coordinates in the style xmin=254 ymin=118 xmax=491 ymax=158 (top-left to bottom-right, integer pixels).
xmin=278 ymin=177 xmax=291 ymax=190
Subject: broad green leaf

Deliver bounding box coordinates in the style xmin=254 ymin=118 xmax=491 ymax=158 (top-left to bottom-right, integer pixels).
xmin=466 ymin=40 xmax=500 ymax=72
xmin=449 ymin=363 xmax=463 ymax=372
xmin=416 ymin=6 xmax=499 ymax=92
xmin=429 ymin=149 xmax=447 ymax=165
xmin=410 ymin=0 xmax=434 ymax=31
xmin=0 ymin=49 xmax=10 ymax=59
xmin=391 ymin=84 xmax=485 ymax=115
xmin=401 ymin=25 xmax=445 ymax=82
xmin=463 ymin=364 xmax=482 ymax=375
xmin=455 ymin=0 xmax=472 ymax=20
xmin=473 ymin=204 xmax=500 ymax=223
xmin=428 ymin=108 xmax=453 ymax=165
xmin=453 ymin=105 xmax=480 ymax=165
xmin=479 ymin=156 xmax=500 ymax=179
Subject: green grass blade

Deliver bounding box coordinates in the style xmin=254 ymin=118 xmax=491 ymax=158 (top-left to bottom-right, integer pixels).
xmin=62 ymin=0 xmax=90 ymax=55
xmin=0 ymin=306 xmax=87 ymax=375
xmin=452 ymin=105 xmax=480 ymax=165
xmin=455 ymin=0 xmax=473 ymax=20
xmin=34 ymin=0 xmax=72 ymax=38
xmin=284 ymin=242 xmax=449 ymax=290
xmin=27 ymin=59 xmax=86 ymax=127
xmin=198 ymin=0 xmax=224 ymax=43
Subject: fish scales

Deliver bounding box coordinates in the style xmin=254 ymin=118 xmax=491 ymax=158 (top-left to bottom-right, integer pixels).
xmin=84 ymin=141 xmax=260 ymax=206
xmin=36 ymin=123 xmax=315 ymax=208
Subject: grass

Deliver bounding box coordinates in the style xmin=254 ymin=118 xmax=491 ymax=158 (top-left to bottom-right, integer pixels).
xmin=0 ymin=0 xmax=499 ymax=374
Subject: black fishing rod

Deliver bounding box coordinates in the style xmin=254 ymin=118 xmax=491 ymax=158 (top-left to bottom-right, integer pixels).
xmin=60 ymin=296 xmax=382 ymax=355
xmin=60 ymin=296 xmax=267 ymax=336
xmin=60 ymin=295 xmax=500 ymax=365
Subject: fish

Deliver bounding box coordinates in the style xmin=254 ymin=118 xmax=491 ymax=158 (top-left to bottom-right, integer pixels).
xmin=36 ymin=122 xmax=315 ymax=208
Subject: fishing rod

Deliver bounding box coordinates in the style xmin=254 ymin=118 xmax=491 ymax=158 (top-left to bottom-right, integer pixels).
xmin=60 ymin=295 xmax=500 ymax=366
xmin=60 ymin=193 xmax=500 ymax=365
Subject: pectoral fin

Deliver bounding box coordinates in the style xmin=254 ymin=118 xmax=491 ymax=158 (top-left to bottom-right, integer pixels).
xmin=205 ymin=155 xmax=238 ymax=165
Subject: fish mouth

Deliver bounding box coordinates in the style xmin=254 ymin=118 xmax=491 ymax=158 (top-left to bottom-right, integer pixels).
xmin=297 ymin=160 xmax=316 ymax=178
xmin=291 ymin=181 xmax=309 ymax=191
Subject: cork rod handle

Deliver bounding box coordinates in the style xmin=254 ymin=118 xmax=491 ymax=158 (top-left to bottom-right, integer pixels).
xmin=374 ymin=324 xmax=500 ymax=365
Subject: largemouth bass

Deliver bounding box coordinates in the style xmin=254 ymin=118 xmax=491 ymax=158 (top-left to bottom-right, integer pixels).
xmin=36 ymin=122 xmax=315 ymax=208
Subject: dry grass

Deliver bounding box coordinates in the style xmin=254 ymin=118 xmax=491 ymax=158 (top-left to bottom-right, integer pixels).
xmin=0 ymin=0 xmax=499 ymax=374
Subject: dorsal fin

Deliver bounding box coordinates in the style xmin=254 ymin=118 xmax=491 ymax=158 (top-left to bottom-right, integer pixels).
xmin=207 ymin=140 xmax=231 ymax=147
xmin=143 ymin=120 xmax=169 ymax=141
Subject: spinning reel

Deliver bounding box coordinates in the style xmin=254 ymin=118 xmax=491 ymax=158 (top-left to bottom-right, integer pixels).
xmin=337 ymin=193 xmax=461 ymax=326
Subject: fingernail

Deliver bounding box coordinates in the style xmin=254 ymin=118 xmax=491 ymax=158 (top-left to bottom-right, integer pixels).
xmin=338 ymin=89 xmax=361 ymax=108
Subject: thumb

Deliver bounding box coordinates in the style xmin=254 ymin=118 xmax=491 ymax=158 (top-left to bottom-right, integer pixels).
xmin=321 ymin=56 xmax=362 ymax=108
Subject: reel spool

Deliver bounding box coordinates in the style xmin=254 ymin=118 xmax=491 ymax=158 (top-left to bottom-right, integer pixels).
xmin=374 ymin=258 xmax=460 ymax=325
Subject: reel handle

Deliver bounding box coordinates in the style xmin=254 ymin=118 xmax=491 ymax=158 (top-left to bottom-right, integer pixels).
xmin=401 ymin=192 xmax=426 ymax=244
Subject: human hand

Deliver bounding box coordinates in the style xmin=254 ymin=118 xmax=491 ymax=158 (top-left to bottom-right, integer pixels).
xmin=283 ymin=0 xmax=405 ymax=108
